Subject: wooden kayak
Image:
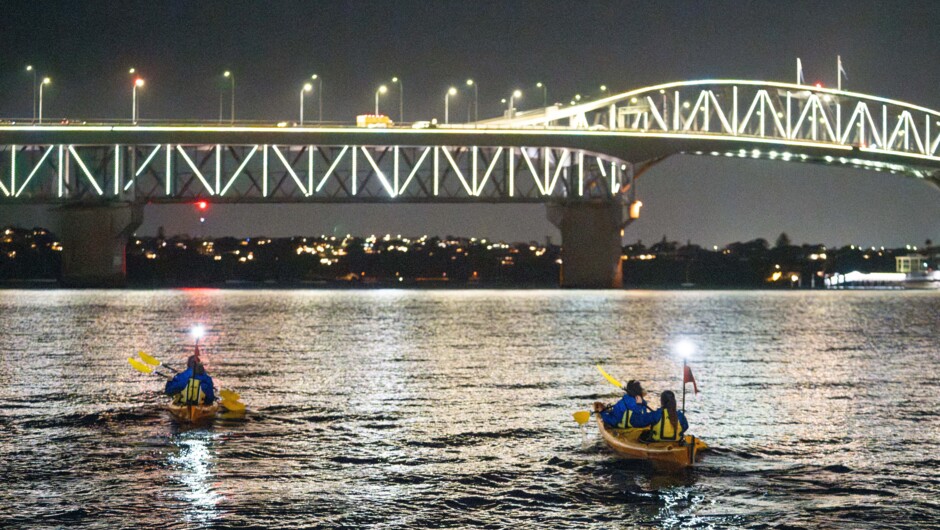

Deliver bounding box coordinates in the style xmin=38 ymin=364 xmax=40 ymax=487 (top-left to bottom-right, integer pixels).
xmin=596 ymin=415 xmax=708 ymax=468
xmin=167 ymin=403 xmax=220 ymax=423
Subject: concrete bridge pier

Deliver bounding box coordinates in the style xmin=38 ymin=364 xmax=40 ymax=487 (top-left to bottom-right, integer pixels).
xmin=55 ymin=203 xmax=143 ymax=287
xmin=547 ymin=200 xmax=632 ymax=288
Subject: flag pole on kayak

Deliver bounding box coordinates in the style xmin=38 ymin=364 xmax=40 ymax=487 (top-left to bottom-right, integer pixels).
xmin=675 ymin=339 xmax=698 ymax=412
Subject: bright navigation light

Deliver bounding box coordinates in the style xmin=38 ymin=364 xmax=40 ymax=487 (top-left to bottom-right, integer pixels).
xmin=675 ymin=339 xmax=695 ymax=359
xmin=191 ymin=325 xmax=205 ymax=340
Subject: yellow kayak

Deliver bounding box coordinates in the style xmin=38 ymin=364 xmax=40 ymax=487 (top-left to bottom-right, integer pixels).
xmin=596 ymin=415 xmax=708 ymax=468
xmin=167 ymin=403 xmax=220 ymax=423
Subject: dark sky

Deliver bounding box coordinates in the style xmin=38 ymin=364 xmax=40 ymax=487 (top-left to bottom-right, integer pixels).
xmin=1 ymin=0 xmax=938 ymax=247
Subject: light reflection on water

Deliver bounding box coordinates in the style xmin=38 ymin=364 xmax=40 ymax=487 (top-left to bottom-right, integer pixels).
xmin=167 ymin=430 xmax=221 ymax=527
xmin=0 ymin=289 xmax=938 ymax=528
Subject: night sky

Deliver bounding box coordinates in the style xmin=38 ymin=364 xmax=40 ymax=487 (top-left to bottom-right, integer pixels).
xmin=1 ymin=0 xmax=938 ymax=247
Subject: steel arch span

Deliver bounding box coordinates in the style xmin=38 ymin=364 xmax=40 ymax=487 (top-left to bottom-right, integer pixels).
xmin=483 ymin=79 xmax=940 ymax=185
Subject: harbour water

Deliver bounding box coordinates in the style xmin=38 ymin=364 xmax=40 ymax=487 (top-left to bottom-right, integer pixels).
xmin=1 ymin=289 xmax=938 ymax=528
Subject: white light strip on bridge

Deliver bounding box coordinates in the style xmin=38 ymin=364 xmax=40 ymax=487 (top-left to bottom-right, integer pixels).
xmin=219 ymin=145 xmax=258 ymax=196
xmin=15 ymin=146 xmax=54 ymax=197
xmin=271 ymin=145 xmax=310 ymax=196
xmin=135 ymin=145 xmax=162 ymax=177
xmin=175 ymin=145 xmax=216 ymax=195
xmin=359 ymin=147 xmax=396 ymax=197
xmin=440 ymin=147 xmax=474 ymax=196
xmin=399 ymin=146 xmax=430 ymax=192
xmin=67 ymin=145 xmax=104 ymax=195
xmin=315 ymin=145 xmax=348 ymax=193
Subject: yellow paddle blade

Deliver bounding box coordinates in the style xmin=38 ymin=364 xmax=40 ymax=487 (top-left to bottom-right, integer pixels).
xmin=573 ymin=411 xmax=591 ymax=425
xmin=128 ymin=357 xmax=154 ymax=374
xmin=596 ymin=364 xmax=623 ymax=389
xmin=221 ymin=399 xmax=245 ymax=412
xmin=219 ymin=389 xmax=240 ymax=401
xmin=138 ymin=351 xmax=160 ymax=367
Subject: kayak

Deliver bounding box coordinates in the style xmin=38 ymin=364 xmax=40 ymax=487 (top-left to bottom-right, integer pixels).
xmin=167 ymin=403 xmax=220 ymax=423
xmin=596 ymin=415 xmax=708 ymax=468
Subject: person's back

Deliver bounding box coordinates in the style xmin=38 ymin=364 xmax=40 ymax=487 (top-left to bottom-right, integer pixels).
xmin=165 ymin=362 xmax=215 ymax=405
xmin=646 ymin=390 xmax=689 ymax=442
xmin=594 ymin=380 xmax=656 ymax=429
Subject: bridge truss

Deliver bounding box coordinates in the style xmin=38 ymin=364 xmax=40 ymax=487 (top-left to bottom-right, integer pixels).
xmin=0 ymin=142 xmax=631 ymax=204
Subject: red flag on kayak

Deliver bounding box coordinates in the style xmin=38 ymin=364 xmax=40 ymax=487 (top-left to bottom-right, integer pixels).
xmin=684 ymin=364 xmax=699 ymax=394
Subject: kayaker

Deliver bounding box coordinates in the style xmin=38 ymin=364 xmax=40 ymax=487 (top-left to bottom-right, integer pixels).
xmin=643 ymin=390 xmax=689 ymax=442
xmin=593 ymin=379 xmax=655 ymax=429
xmin=165 ymin=361 xmax=216 ymax=405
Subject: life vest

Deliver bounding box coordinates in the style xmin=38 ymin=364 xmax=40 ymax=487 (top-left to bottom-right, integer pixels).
xmin=617 ymin=409 xmax=634 ymax=428
xmin=174 ymin=378 xmax=206 ymax=405
xmin=616 ymin=400 xmax=646 ymax=428
xmin=651 ymin=409 xmax=683 ymax=441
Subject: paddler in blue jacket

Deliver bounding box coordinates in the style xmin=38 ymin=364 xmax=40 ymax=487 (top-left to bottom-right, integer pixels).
xmin=165 ymin=356 xmax=215 ymax=405
xmin=593 ymin=380 xmax=655 ymax=429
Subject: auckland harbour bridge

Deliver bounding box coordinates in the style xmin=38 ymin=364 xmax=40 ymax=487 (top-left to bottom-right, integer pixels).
xmin=1 ymin=79 xmax=939 ymax=287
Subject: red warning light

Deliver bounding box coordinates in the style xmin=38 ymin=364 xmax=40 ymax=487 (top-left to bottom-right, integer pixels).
xmin=814 ymin=82 xmax=823 ymax=88
xmin=196 ymin=200 xmax=208 ymax=210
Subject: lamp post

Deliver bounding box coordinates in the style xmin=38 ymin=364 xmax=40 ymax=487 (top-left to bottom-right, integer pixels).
xmin=223 ymin=71 xmax=234 ymax=124
xmin=311 ymin=74 xmax=323 ymax=122
xmin=466 ymin=79 xmax=478 ymax=122
xmin=299 ymin=82 xmax=313 ymax=125
xmin=132 ymin=78 xmax=144 ymax=124
xmin=444 ymin=87 xmax=457 ymax=124
xmin=38 ymin=77 xmax=51 ymax=124
xmin=390 ymin=76 xmax=403 ymax=122
xmin=26 ymin=65 xmax=36 ymax=122
xmin=375 ymin=85 xmax=387 ymax=116
xmin=536 ymin=82 xmax=547 ymax=108
xmin=600 ymin=85 xmax=610 ymax=98
xmin=508 ymin=89 xmax=521 ymax=118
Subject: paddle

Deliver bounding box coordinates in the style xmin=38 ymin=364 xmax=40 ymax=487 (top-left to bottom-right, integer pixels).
xmin=137 ymin=350 xmax=242 ymax=402
xmin=596 ymin=364 xmax=624 ymax=390
xmin=573 ymin=410 xmax=592 ymax=425
xmin=128 ymin=356 xmax=245 ymax=412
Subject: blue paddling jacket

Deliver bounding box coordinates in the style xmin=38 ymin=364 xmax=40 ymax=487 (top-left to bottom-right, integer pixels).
xmin=601 ymin=395 xmax=655 ymax=428
xmin=165 ymin=368 xmax=215 ymax=405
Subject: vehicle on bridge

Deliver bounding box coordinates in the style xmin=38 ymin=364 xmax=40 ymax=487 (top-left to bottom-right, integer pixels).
xmin=356 ymin=114 xmax=393 ymax=128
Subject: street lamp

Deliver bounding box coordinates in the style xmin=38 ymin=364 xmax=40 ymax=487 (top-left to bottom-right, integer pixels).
xmin=536 ymin=82 xmax=547 ymax=108
xmin=466 ymin=79 xmax=478 ymax=122
xmin=375 ymin=84 xmax=387 ymax=116
xmin=311 ymin=74 xmax=323 ymax=122
xmin=223 ymin=71 xmax=234 ymax=124
xmin=600 ymin=84 xmax=610 ymax=98
xmin=508 ymin=89 xmax=522 ymax=118
xmin=38 ymin=77 xmax=51 ymax=124
xmin=390 ymin=76 xmax=403 ymax=122
xmin=444 ymin=87 xmax=457 ymax=124
xmin=132 ymin=78 xmax=145 ymax=124
xmin=26 ymin=65 xmax=36 ymax=121
xmin=299 ymin=82 xmax=313 ymax=125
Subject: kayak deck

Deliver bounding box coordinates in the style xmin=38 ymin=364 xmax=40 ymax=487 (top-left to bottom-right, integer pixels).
xmin=167 ymin=403 xmax=220 ymax=423
xmin=596 ymin=415 xmax=707 ymax=468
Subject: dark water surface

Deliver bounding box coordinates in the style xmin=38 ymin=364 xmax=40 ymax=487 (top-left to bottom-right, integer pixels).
xmin=1 ymin=289 xmax=938 ymax=529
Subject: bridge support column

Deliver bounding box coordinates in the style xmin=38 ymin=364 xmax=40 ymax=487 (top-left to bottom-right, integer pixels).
xmin=547 ymin=200 xmax=632 ymax=288
xmin=55 ymin=203 xmax=143 ymax=287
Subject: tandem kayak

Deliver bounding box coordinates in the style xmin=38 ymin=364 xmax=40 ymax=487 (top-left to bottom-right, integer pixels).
xmin=596 ymin=415 xmax=708 ymax=468
xmin=167 ymin=403 xmax=220 ymax=423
